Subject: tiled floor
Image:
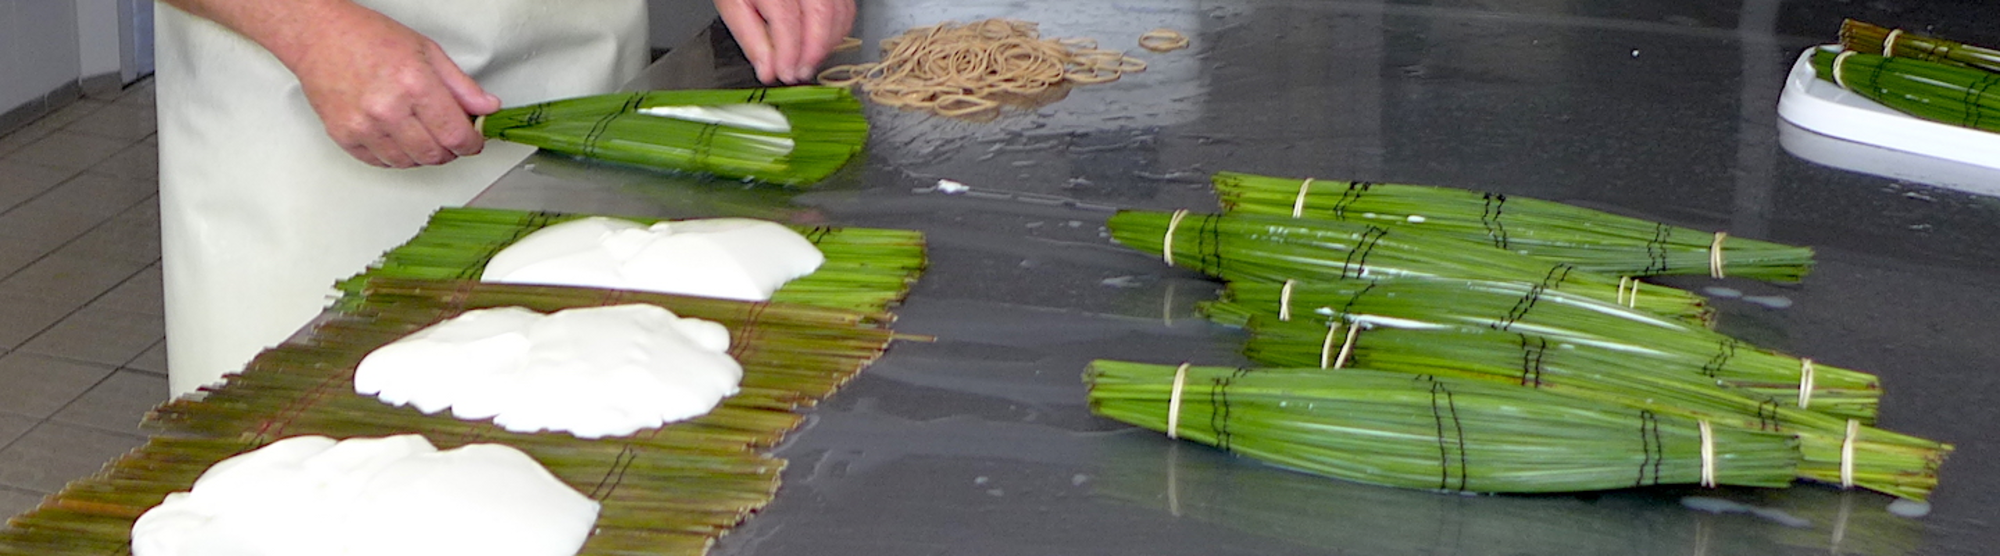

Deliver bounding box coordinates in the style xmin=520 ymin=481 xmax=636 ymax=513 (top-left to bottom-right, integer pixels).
xmin=0 ymin=81 xmax=167 ymax=519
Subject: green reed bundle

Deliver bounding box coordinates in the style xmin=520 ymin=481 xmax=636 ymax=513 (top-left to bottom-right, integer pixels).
xmin=1107 ymin=210 xmax=1711 ymax=320
xmin=0 ymin=436 xmax=781 ymax=556
xmin=1810 ymin=47 xmax=2000 ymax=133
xmin=1211 ymin=172 xmax=1815 ymax=282
xmin=1242 ymin=317 xmax=1945 ymax=500
xmin=1085 ymin=360 xmax=1800 ymax=494
xmin=481 ymin=87 xmax=868 ymax=186
xmin=1210 ymin=279 xmax=1880 ymax=422
xmin=1840 ymin=19 xmax=2000 ymax=74
xmin=335 ymin=207 xmax=927 ymax=314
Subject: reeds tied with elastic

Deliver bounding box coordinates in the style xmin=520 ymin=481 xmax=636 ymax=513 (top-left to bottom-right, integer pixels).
xmin=1106 ymin=210 xmax=1711 ymax=321
xmin=1810 ymin=47 xmax=2000 ymax=134
xmin=1210 ymin=278 xmax=1881 ymax=423
xmin=1211 ymin=171 xmax=1815 ymax=282
xmin=1241 ymin=317 xmax=1945 ymax=500
xmin=335 ymin=207 xmax=927 ymax=314
xmin=1084 ymin=360 xmax=1800 ymax=494
xmin=481 ymin=87 xmax=868 ymax=186
xmin=1840 ymin=19 xmax=2000 ymax=74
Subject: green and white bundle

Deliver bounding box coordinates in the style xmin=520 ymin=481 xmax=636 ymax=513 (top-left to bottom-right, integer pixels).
xmin=1210 ymin=279 xmax=1881 ymax=422
xmin=1107 ymin=210 xmax=1711 ymax=321
xmin=1840 ymin=19 xmax=2000 ymax=74
xmin=480 ymin=87 xmax=867 ymax=186
xmin=1243 ymin=318 xmax=1946 ymax=500
xmin=1211 ymin=171 xmax=1815 ymax=282
xmin=1085 ymin=360 xmax=1800 ymax=494
xmin=336 ymin=207 xmax=927 ymax=314
xmin=1810 ymin=46 xmax=2000 ymax=134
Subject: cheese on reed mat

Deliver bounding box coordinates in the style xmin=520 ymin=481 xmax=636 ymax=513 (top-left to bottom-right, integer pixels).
xmin=354 ymin=304 xmax=743 ymax=438
xmin=131 ymin=435 xmax=597 ymax=556
xmin=483 ymin=217 xmax=825 ymax=301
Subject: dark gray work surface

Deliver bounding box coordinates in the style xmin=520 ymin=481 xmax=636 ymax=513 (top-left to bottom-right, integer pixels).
xmin=473 ymin=2 xmax=2000 ymax=554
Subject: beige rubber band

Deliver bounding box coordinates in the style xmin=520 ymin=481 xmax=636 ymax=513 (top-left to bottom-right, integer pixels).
xmin=1883 ymin=29 xmax=1902 ymax=57
xmin=1841 ymin=419 xmax=1860 ymax=488
xmin=1617 ymin=276 xmax=1640 ymax=309
xmin=1319 ymin=322 xmax=1341 ymax=369
xmin=1334 ymin=321 xmax=1362 ymax=369
xmin=1292 ymin=178 xmax=1315 ymax=218
xmin=1709 ymin=232 xmax=1728 ymax=279
xmin=1699 ymin=419 xmax=1717 ymax=488
xmin=1162 ymin=209 xmax=1190 ymax=267
xmin=1279 ymin=279 xmax=1296 ymax=321
xmin=1833 ymin=50 xmax=1858 ymax=90
xmin=1797 ymin=358 xmax=1816 ymax=409
xmin=1138 ymin=29 xmax=1190 ymax=52
xmin=1166 ymin=362 xmax=1191 ymax=439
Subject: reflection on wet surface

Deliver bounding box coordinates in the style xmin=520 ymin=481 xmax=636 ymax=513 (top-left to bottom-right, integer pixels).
xmin=476 ymin=1 xmax=2000 ymax=554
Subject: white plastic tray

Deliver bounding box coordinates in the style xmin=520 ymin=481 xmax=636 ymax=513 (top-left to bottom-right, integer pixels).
xmin=1775 ymin=45 xmax=2000 ymax=171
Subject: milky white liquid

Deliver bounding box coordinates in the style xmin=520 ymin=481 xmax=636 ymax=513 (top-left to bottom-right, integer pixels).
xmin=354 ymin=304 xmax=744 ymax=438
xmin=132 ymin=435 xmax=598 ymax=556
xmin=482 ymin=217 xmax=825 ymax=302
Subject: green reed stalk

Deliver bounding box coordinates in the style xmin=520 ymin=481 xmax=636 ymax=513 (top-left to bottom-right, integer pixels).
xmin=1840 ymin=19 xmax=2000 ymax=74
xmin=1810 ymin=47 xmax=2000 ymax=133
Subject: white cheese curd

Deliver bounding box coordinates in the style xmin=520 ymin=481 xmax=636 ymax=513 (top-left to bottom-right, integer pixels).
xmin=637 ymin=103 xmax=792 ymax=133
xmin=482 ymin=217 xmax=825 ymax=302
xmin=131 ymin=435 xmax=597 ymax=556
xmin=355 ymin=304 xmax=742 ymax=438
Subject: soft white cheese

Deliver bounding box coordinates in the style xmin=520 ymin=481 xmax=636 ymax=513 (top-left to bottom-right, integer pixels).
xmin=637 ymin=104 xmax=792 ymax=133
xmin=354 ymin=304 xmax=743 ymax=438
xmin=131 ymin=435 xmax=598 ymax=556
xmin=482 ymin=217 xmax=825 ymax=302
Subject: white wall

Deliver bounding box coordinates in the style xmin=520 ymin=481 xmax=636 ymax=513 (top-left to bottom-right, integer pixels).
xmin=0 ymin=0 xmax=84 ymax=115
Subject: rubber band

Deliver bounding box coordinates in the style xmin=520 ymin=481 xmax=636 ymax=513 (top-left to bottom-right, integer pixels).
xmin=1319 ymin=322 xmax=1340 ymax=369
xmin=834 ymin=36 xmax=864 ymax=53
xmin=1797 ymin=358 xmax=1816 ymax=409
xmin=1840 ymin=419 xmax=1859 ymax=489
xmin=1139 ymin=29 xmax=1190 ymax=52
xmin=1334 ymin=321 xmax=1362 ymax=369
xmin=1292 ymin=178 xmax=1315 ymax=218
xmin=1162 ymin=209 xmax=1190 ymax=266
xmin=818 ymin=19 xmax=1152 ymax=116
xmin=1279 ymin=279 xmax=1296 ymax=321
xmin=1833 ymin=50 xmax=1858 ymax=90
xmin=1698 ymin=419 xmax=1717 ymax=488
xmin=1617 ymin=276 xmax=1641 ymax=308
xmin=1883 ymin=29 xmax=1902 ymax=57
xmin=1166 ymin=362 xmax=1191 ymax=439
xmin=1709 ymin=232 xmax=1728 ymax=279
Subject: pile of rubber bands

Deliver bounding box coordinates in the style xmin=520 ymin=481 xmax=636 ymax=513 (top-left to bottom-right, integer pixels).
xmin=817 ymin=19 xmax=1184 ymax=117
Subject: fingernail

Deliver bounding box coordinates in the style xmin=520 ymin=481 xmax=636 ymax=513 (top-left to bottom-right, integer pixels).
xmin=796 ymin=66 xmax=815 ymax=82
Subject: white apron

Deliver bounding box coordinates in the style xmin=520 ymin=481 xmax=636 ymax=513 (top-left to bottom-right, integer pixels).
xmin=157 ymin=1 xmax=648 ymax=396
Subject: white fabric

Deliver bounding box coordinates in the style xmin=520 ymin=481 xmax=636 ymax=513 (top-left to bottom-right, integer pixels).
xmin=157 ymin=1 xmax=648 ymax=396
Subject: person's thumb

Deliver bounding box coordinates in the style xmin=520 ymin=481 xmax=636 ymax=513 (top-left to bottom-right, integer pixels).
xmin=428 ymin=44 xmax=502 ymax=115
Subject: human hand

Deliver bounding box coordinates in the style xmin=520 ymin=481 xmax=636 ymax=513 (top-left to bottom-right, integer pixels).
xmin=713 ymin=0 xmax=857 ymax=84
xmin=286 ymin=5 xmax=500 ymax=167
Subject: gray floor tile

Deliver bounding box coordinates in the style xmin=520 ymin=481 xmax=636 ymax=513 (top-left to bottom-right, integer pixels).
xmin=37 ymin=100 xmax=109 ymax=130
xmin=23 ymin=172 xmax=155 ymax=218
xmin=0 ymin=353 xmax=117 ymax=418
xmin=63 ymin=103 xmax=156 ymax=142
xmin=90 ymin=265 xmax=164 ymax=316
xmin=0 ymin=486 xmax=44 ymax=517
xmin=55 ymin=198 xmax=161 ymax=265
xmin=0 ymin=240 xmax=45 ymax=278
xmin=0 ymin=251 xmax=151 ymax=307
xmin=51 ymin=370 xmax=166 ymax=434
xmin=0 ymin=421 xmax=144 ymax=493
xmin=6 ymin=130 xmax=134 ymax=173
xmin=127 ymin=340 xmax=167 ymax=376
xmin=20 ymin=305 xmax=164 ymax=368
xmin=88 ymin=142 xmax=159 ymax=182
xmin=0 ymin=205 xmax=108 ymax=256
xmin=0 ymin=158 xmax=79 ymax=212
xmin=0 ymin=292 xmax=77 ymax=350
xmin=0 ymin=411 xmax=35 ymax=448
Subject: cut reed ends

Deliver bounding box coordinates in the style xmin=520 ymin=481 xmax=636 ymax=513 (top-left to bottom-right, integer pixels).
xmin=1211 ymin=171 xmax=1815 ymax=282
xmin=481 ymin=87 xmax=867 ymax=186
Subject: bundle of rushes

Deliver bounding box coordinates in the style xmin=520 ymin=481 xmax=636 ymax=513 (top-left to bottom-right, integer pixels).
xmin=1809 ymin=47 xmax=2000 ymax=134
xmin=0 ymin=437 xmax=780 ymax=556
xmin=1207 ymin=279 xmax=1882 ymax=423
xmin=336 ymin=207 xmax=928 ymax=314
xmin=1840 ymin=19 xmax=2000 ymax=74
xmin=480 ymin=87 xmax=867 ymax=186
xmin=1085 ymin=361 xmax=1801 ymax=494
xmin=1107 ymin=210 xmax=1711 ymax=321
xmin=1243 ymin=317 xmax=1946 ymax=500
xmin=1210 ymin=171 xmax=1814 ymax=282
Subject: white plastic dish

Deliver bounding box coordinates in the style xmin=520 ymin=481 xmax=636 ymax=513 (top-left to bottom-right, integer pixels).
xmin=1775 ymin=45 xmax=2000 ymax=171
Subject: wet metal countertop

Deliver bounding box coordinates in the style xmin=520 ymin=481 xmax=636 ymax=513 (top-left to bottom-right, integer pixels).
xmin=471 ymin=2 xmax=2000 ymax=555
